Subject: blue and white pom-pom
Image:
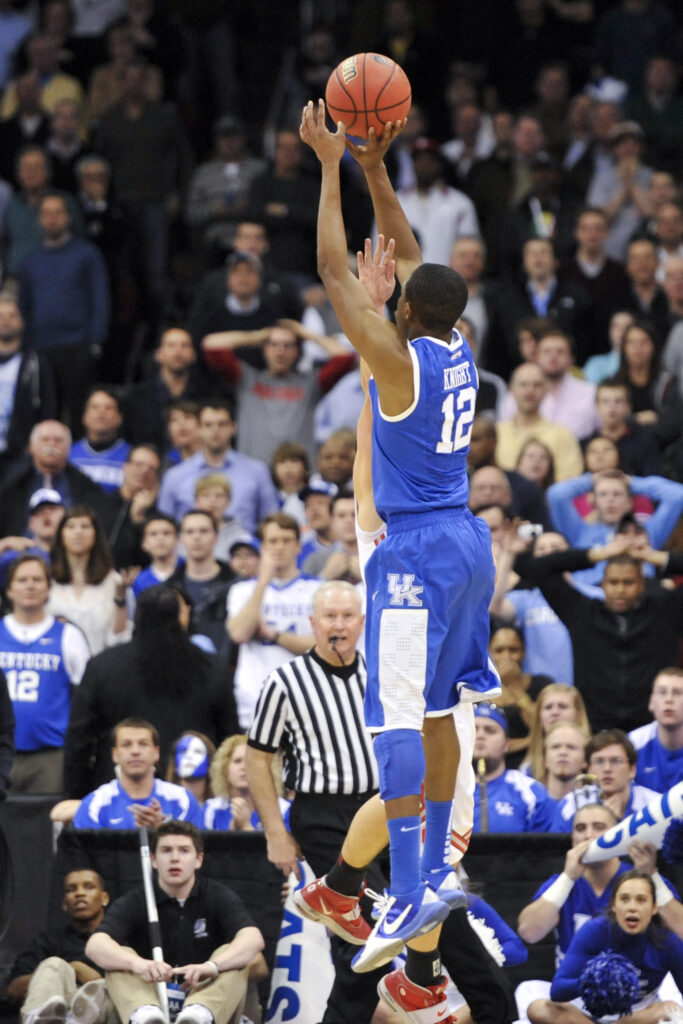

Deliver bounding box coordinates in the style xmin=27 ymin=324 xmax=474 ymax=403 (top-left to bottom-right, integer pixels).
xmin=579 ymin=951 xmax=641 ymax=1018
xmin=662 ymin=817 xmax=683 ymax=866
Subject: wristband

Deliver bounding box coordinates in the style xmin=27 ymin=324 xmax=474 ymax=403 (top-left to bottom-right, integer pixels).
xmin=113 ymin=597 xmax=126 ymax=607
xmin=209 ymin=959 xmax=220 ymax=976
xmin=542 ymin=872 xmax=575 ymax=908
xmin=652 ymin=871 xmax=674 ymax=907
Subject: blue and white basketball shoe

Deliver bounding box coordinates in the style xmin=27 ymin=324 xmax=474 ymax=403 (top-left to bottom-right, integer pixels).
xmin=351 ymin=883 xmax=450 ymax=973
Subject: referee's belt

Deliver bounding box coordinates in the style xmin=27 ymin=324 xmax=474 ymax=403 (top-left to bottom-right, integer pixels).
xmin=294 ymin=791 xmax=378 ymax=803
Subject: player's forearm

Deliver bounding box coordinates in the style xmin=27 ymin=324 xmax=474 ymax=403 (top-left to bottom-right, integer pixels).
xmin=245 ymin=747 xmax=287 ymax=838
xmin=213 ymin=927 xmax=264 ymax=972
xmin=363 ymin=163 xmax=421 ymax=270
xmin=85 ymin=933 xmax=141 ymax=972
xmin=316 ymin=158 xmax=350 ymax=282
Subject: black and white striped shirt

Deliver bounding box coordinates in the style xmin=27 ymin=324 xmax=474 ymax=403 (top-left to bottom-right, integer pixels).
xmin=247 ymin=648 xmax=379 ymax=796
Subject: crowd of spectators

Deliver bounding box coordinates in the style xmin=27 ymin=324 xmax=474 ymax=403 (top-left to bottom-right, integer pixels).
xmin=2 ymin=0 xmax=683 ymax=1022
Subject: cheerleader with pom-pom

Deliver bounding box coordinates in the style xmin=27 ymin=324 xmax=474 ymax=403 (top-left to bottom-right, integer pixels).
xmin=528 ymin=870 xmax=683 ymax=1024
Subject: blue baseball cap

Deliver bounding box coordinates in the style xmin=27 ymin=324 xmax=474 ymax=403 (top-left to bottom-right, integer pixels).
xmin=474 ymin=704 xmax=509 ymax=735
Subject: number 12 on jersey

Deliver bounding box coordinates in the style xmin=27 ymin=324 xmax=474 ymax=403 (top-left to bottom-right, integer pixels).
xmin=436 ymin=386 xmax=476 ymax=454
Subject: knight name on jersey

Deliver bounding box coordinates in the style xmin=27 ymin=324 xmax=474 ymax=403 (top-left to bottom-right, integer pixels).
xmin=443 ymin=361 xmax=473 ymax=391
xmin=0 ymin=650 xmax=61 ymax=671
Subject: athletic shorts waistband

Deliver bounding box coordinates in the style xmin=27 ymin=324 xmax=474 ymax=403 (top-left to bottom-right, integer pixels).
xmin=385 ymin=506 xmax=470 ymax=532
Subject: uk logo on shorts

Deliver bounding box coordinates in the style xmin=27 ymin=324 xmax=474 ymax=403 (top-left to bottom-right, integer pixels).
xmin=193 ymin=918 xmax=208 ymax=939
xmin=387 ymin=573 xmax=424 ymax=607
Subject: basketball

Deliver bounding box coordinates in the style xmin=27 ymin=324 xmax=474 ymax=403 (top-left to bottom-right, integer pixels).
xmin=325 ymin=52 xmax=411 ymax=139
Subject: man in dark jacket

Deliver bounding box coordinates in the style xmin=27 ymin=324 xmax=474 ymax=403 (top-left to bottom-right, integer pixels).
xmin=0 ymin=668 xmax=13 ymax=800
xmin=168 ymin=508 xmax=237 ymax=653
xmin=0 ymin=293 xmax=57 ymax=483
xmin=0 ymin=419 xmax=111 ymax=537
xmin=514 ymin=538 xmax=683 ymax=732
xmin=63 ymin=584 xmax=238 ymax=797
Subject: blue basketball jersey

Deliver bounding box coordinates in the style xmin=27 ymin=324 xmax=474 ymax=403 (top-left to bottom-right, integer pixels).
xmin=73 ymin=778 xmax=204 ymax=829
xmin=69 ymin=439 xmax=131 ymax=492
xmin=0 ymin=617 xmax=75 ymax=751
xmin=368 ymin=328 xmax=476 ymax=519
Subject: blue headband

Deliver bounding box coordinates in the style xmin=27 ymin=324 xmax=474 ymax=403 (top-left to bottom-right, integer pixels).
xmin=474 ymin=704 xmax=509 ymax=735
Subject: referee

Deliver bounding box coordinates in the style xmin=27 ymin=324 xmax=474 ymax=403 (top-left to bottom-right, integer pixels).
xmin=246 ymin=579 xmax=387 ymax=1024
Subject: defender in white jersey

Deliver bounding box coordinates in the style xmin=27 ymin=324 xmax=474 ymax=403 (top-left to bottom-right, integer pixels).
xmin=227 ymin=512 xmax=319 ymax=729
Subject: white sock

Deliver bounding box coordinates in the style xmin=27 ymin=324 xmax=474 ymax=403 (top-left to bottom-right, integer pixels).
xmin=129 ymin=1006 xmax=166 ymax=1024
xmin=177 ymin=1005 xmax=214 ymax=1024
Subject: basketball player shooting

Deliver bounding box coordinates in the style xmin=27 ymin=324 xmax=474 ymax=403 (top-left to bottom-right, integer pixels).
xmin=300 ymin=100 xmax=500 ymax=972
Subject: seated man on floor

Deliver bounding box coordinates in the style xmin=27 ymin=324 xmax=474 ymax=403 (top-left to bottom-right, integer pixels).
xmin=7 ymin=869 xmax=113 ymax=1024
xmin=85 ymin=820 xmax=264 ymax=1024
xmin=72 ymin=717 xmax=203 ymax=830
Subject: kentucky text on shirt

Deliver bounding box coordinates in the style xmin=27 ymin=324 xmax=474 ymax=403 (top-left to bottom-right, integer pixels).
xmin=0 ymin=651 xmax=62 ymax=671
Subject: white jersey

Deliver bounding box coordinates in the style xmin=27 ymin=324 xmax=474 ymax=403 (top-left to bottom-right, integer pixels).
xmin=227 ymin=574 xmax=320 ymax=729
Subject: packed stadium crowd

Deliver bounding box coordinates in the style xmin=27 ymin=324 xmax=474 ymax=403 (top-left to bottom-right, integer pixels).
xmin=2 ymin=0 xmax=683 ymax=1023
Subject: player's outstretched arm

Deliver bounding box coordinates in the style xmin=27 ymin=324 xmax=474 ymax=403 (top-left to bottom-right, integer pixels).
xmin=300 ymin=100 xmax=408 ymax=382
xmin=346 ymin=124 xmax=421 ymax=284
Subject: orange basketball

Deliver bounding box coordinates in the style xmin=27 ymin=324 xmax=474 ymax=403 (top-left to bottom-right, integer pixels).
xmin=325 ymin=52 xmax=411 ymax=139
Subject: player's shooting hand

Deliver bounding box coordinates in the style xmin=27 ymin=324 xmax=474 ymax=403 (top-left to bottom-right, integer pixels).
xmin=565 ymin=839 xmax=590 ymax=879
xmin=128 ymin=799 xmax=164 ymax=829
xmin=178 ymin=961 xmax=220 ymax=990
xmin=345 ymin=120 xmax=405 ymax=169
xmin=357 ymin=235 xmax=396 ymax=310
xmin=266 ymin=831 xmax=303 ymax=879
xmin=300 ymin=99 xmax=346 ymax=163
xmin=627 ymin=839 xmax=657 ymax=874
xmin=135 ymin=957 xmax=173 ymax=983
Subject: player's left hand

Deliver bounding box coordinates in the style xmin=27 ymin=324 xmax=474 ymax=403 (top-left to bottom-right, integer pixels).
xmin=300 ymin=99 xmax=346 ymax=163
xmin=345 ymin=120 xmax=405 ymax=169
xmin=128 ymin=798 xmax=164 ymax=829
xmin=178 ymin=961 xmax=220 ymax=990
xmin=357 ymin=235 xmax=396 ymax=311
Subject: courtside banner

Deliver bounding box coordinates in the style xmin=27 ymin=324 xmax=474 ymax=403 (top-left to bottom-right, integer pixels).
xmin=266 ymin=860 xmax=335 ymax=1023
xmin=582 ymin=781 xmax=683 ymax=864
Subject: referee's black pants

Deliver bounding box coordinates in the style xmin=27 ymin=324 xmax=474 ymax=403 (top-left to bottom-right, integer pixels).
xmin=290 ymin=792 xmax=390 ymax=1024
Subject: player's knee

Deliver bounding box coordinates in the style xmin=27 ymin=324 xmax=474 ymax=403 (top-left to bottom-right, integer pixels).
xmin=373 ymin=729 xmax=425 ymax=800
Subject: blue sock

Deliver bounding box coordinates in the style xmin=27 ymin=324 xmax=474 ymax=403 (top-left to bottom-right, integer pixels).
xmin=387 ymin=815 xmax=422 ymax=897
xmin=421 ymin=799 xmax=453 ymax=876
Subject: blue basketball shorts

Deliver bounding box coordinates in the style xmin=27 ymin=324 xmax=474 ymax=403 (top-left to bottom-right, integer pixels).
xmin=364 ymin=507 xmax=501 ymax=731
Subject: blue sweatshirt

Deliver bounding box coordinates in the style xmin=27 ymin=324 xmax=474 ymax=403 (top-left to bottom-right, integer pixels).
xmin=18 ymin=237 xmax=110 ymax=350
